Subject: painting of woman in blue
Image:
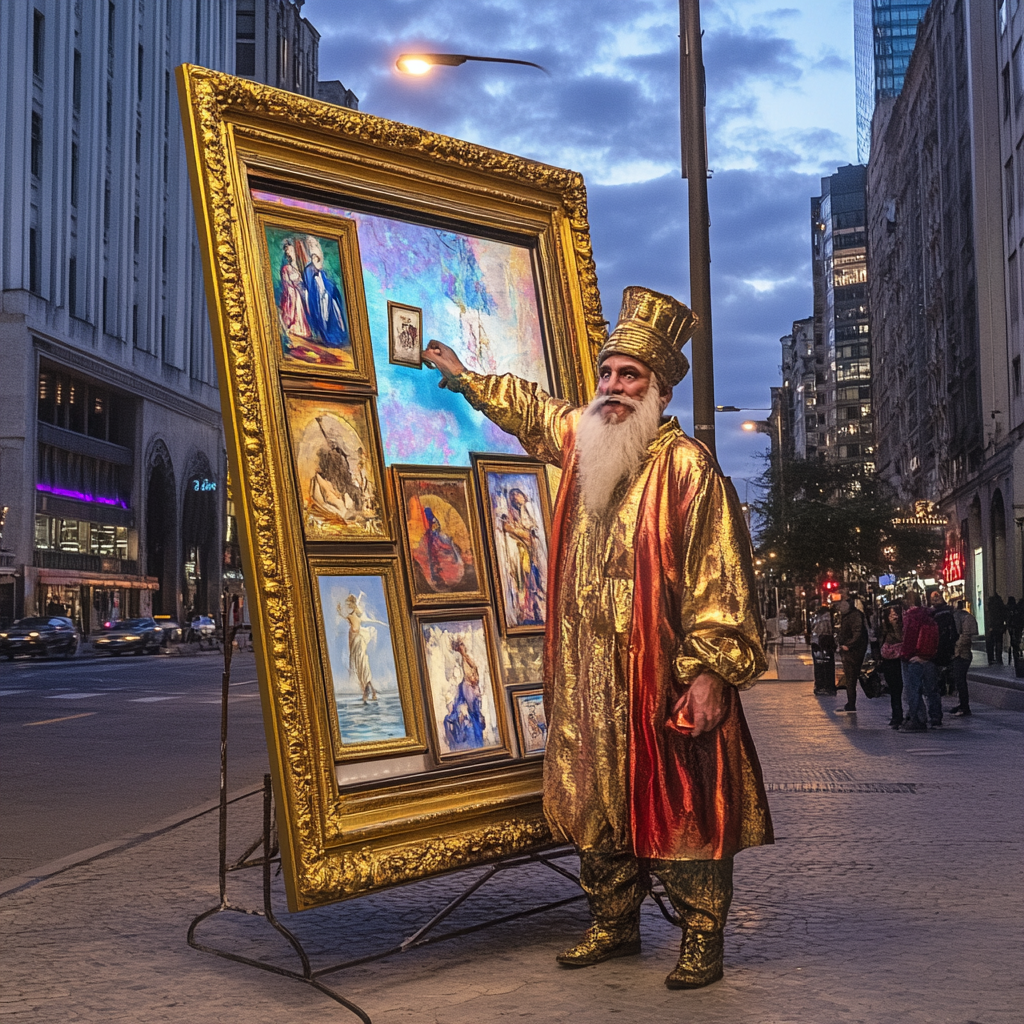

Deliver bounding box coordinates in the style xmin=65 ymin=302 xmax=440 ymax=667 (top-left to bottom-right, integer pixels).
xmin=302 ymin=234 xmax=349 ymax=348
xmin=443 ymin=637 xmax=486 ymax=751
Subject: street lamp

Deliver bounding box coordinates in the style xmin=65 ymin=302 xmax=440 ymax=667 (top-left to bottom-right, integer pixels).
xmin=396 ymin=53 xmax=549 ymax=75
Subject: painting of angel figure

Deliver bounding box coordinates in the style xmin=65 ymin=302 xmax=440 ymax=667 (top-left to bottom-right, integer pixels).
xmin=393 ymin=467 xmax=488 ymax=606
xmin=317 ymin=575 xmax=409 ymax=747
xmin=510 ymin=687 xmax=548 ymax=757
xmin=418 ymin=613 xmax=507 ymax=761
xmin=264 ymin=223 xmax=353 ymax=367
xmin=285 ymin=395 xmax=389 ymax=541
xmin=474 ymin=459 xmax=552 ymax=635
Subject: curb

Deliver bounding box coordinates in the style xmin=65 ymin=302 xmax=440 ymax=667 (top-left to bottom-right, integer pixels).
xmin=0 ymin=785 xmax=263 ymax=899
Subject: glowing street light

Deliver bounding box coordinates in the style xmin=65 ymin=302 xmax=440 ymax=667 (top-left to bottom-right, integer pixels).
xmin=396 ymin=53 xmax=549 ymax=76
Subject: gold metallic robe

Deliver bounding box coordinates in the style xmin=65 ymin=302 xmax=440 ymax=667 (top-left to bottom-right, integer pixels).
xmin=451 ymin=372 xmax=773 ymax=861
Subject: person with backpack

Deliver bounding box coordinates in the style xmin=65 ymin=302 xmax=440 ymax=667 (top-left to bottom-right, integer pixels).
xmin=836 ymin=597 xmax=869 ymax=714
xmin=928 ymin=589 xmax=958 ymax=695
xmin=949 ymin=599 xmax=979 ymax=716
xmin=900 ymin=590 xmax=941 ymax=731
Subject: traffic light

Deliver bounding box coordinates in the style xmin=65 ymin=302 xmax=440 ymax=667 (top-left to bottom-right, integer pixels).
xmin=820 ymin=573 xmax=840 ymax=603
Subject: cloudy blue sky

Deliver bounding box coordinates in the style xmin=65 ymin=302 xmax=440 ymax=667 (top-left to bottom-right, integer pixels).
xmin=304 ymin=0 xmax=858 ymax=489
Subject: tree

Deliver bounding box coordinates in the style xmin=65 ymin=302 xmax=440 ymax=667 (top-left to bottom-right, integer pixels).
xmin=750 ymin=453 xmax=942 ymax=583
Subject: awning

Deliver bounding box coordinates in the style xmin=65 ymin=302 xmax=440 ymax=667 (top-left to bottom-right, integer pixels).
xmin=36 ymin=568 xmax=160 ymax=591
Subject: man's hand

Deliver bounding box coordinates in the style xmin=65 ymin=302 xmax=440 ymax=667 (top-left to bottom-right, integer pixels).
xmin=668 ymin=672 xmax=728 ymax=737
xmin=424 ymin=339 xmax=467 ymax=381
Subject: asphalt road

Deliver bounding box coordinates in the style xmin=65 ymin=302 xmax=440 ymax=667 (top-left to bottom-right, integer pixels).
xmin=0 ymin=649 xmax=269 ymax=880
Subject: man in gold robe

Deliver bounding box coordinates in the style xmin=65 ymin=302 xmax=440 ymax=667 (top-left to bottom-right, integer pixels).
xmin=425 ymin=286 xmax=773 ymax=989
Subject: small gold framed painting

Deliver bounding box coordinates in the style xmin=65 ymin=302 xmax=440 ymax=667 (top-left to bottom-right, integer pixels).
xmin=392 ymin=465 xmax=489 ymax=608
xmin=415 ymin=608 xmax=511 ymax=764
xmin=309 ymin=556 xmax=427 ymax=764
xmin=283 ymin=389 xmax=391 ymax=543
xmin=507 ymin=684 xmax=548 ymax=758
xmin=256 ymin=207 xmax=376 ymax=387
xmin=472 ymin=455 xmax=554 ymax=636
xmin=386 ymin=301 xmax=423 ymax=369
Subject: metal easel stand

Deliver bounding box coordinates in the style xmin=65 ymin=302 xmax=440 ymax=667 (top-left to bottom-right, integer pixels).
xmin=186 ymin=601 xmax=591 ymax=1022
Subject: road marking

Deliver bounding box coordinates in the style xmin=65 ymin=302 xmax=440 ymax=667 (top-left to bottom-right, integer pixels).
xmin=43 ymin=692 xmax=105 ymax=700
xmin=0 ymin=690 xmax=29 ymax=696
xmin=231 ymin=679 xmax=258 ymax=686
xmin=129 ymin=696 xmax=183 ymax=703
xmin=24 ymin=712 xmax=97 ymax=726
xmin=198 ymin=695 xmax=260 ymax=704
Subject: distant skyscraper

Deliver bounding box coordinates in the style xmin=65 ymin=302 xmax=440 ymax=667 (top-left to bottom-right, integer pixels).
xmin=855 ymin=0 xmax=932 ymax=161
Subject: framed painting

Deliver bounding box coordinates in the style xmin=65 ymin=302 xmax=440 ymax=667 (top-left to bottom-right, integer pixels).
xmin=387 ymin=301 xmax=423 ymax=369
xmin=392 ymin=465 xmax=489 ymax=607
xmin=472 ymin=456 xmax=554 ymax=636
xmin=507 ymin=684 xmax=548 ymax=759
xmin=415 ymin=608 xmax=511 ymax=764
xmin=308 ymin=557 xmax=426 ymax=763
xmin=179 ymin=63 xmax=605 ymax=911
xmin=255 ymin=208 xmax=375 ymax=387
xmin=283 ymin=390 xmax=391 ymax=542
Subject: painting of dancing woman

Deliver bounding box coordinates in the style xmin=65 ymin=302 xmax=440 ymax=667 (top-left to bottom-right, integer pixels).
xmin=340 ymin=592 xmax=381 ymax=704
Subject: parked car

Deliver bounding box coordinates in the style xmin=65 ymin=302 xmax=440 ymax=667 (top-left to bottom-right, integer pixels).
xmin=92 ymin=617 xmax=164 ymax=655
xmin=0 ymin=617 xmax=80 ymax=659
xmin=190 ymin=615 xmax=216 ymax=636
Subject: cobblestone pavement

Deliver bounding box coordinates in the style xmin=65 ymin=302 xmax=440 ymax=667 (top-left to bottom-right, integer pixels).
xmin=1 ymin=652 xmax=1021 ymax=1024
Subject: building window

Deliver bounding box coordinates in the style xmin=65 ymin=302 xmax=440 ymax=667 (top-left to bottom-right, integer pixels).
xmin=137 ymin=44 xmax=144 ymax=100
xmin=1014 ymin=42 xmax=1024 ymax=110
xmin=1010 ymin=252 xmax=1020 ymax=324
xmin=1014 ymin=356 xmax=1022 ymax=396
xmin=1000 ymin=0 xmax=1008 ymax=33
xmin=132 ymin=303 xmax=139 ymax=347
xmin=70 ymin=141 xmax=80 ymax=207
xmin=73 ymin=49 xmax=82 ymax=111
xmin=107 ymin=2 xmax=115 ymax=75
xmin=33 ymin=9 xmax=44 ymax=78
xmin=163 ymin=141 xmax=168 ymax=184
xmin=135 ymin=125 xmax=142 ymax=164
xmin=1008 ymin=159 xmax=1016 ymax=233
xmin=236 ymin=0 xmax=256 ymax=76
xmin=102 ymin=277 xmax=108 ymax=331
xmin=161 ymin=314 xmax=167 ymax=359
xmin=68 ymin=257 xmax=77 ymax=315
xmin=30 ymin=112 xmax=42 ymax=178
xmin=106 ymin=84 xmax=112 ymax=138
xmin=103 ymin=183 xmax=111 ymax=231
xmin=29 ymin=227 xmax=40 ymax=294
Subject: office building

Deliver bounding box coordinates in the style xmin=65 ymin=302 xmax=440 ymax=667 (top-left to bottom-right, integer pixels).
xmin=0 ymin=0 xmax=348 ymax=631
xmin=856 ymin=0 xmax=933 ymax=161
xmin=779 ymin=317 xmax=819 ymax=460
xmin=868 ymin=0 xmax=1018 ymax=618
xmin=812 ymin=164 xmax=875 ymax=477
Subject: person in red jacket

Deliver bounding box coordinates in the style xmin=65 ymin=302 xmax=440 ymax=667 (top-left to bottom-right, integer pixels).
xmin=900 ymin=590 xmax=942 ymax=731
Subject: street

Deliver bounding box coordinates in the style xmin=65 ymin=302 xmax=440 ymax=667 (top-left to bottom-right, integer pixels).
xmin=0 ymin=650 xmax=1021 ymax=1023
xmin=0 ymin=650 xmax=268 ymax=881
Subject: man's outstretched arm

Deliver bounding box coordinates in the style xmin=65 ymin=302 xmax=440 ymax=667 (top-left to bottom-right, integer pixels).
xmin=424 ymin=340 xmax=577 ymax=466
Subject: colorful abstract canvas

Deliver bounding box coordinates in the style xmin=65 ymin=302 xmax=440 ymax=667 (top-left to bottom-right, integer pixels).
xmin=252 ymin=189 xmax=552 ymax=466
xmin=317 ymin=574 xmax=409 ymax=746
xmin=284 ymin=394 xmax=388 ymax=541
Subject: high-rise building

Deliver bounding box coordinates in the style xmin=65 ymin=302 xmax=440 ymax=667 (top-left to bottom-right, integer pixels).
xmin=868 ymin=0 xmax=1017 ymax=618
xmin=779 ymin=317 xmax=818 ymax=460
xmin=813 ymin=165 xmax=875 ymax=477
xmin=0 ymin=0 xmax=351 ymax=631
xmin=856 ymin=0 xmax=933 ymax=161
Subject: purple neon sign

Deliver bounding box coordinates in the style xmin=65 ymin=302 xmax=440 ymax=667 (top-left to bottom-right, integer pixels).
xmin=36 ymin=483 xmax=129 ymax=509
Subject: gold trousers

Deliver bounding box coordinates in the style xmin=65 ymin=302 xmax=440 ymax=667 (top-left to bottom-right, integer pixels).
xmin=578 ymin=850 xmax=733 ymax=933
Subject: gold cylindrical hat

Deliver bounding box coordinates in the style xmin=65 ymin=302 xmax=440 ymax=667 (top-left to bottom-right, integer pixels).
xmin=598 ymin=286 xmax=698 ymax=388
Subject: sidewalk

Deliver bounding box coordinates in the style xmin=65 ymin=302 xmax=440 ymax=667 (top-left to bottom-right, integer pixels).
xmin=1 ymin=663 xmax=1021 ymax=1023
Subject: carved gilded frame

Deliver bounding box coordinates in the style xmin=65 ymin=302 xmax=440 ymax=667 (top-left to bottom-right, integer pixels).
xmin=177 ymin=64 xmax=604 ymax=911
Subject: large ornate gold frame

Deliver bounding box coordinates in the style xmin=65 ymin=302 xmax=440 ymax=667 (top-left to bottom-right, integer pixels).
xmin=177 ymin=64 xmax=604 ymax=912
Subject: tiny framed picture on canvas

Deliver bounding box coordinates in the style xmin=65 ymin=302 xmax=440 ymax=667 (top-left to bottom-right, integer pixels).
xmin=508 ymin=684 xmax=547 ymax=758
xmin=387 ymin=301 xmax=423 ymax=368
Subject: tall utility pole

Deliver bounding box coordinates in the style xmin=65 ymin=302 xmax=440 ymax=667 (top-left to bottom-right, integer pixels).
xmin=680 ymin=0 xmax=716 ymax=459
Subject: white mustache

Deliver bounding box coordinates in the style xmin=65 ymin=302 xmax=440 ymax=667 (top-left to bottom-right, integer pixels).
xmin=589 ymin=393 xmax=644 ymax=412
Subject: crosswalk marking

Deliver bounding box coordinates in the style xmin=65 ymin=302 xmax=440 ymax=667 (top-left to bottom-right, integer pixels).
xmin=0 ymin=690 xmax=29 ymax=696
xmin=129 ymin=696 xmax=182 ymax=703
xmin=44 ymin=692 xmax=106 ymax=700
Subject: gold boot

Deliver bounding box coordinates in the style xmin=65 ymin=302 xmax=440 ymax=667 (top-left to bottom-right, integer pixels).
xmin=556 ymin=919 xmax=641 ymax=968
xmin=664 ymin=929 xmax=724 ymax=989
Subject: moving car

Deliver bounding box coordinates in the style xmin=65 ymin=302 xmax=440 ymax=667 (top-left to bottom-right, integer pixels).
xmin=0 ymin=617 xmax=80 ymax=659
xmin=92 ymin=617 xmax=164 ymax=655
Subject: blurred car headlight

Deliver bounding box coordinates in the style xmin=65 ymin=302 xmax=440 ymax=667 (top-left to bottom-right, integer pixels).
xmin=29 ymin=631 xmax=39 ymax=637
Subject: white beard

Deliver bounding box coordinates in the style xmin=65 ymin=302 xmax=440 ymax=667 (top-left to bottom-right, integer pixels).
xmin=575 ymin=377 xmax=664 ymax=516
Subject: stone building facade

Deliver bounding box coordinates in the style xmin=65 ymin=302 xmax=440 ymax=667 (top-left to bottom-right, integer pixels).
xmin=868 ymin=0 xmax=1020 ymax=622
